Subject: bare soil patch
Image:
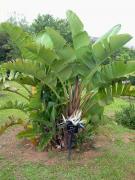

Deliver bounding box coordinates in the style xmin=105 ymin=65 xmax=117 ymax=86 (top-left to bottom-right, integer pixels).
xmin=0 ymin=126 xmax=112 ymax=165
xmin=0 ymin=126 xmax=51 ymax=163
xmin=122 ymin=132 xmax=135 ymax=143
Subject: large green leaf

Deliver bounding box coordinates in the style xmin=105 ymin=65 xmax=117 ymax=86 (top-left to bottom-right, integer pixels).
xmin=16 ymin=74 xmax=36 ymax=86
xmin=73 ymin=31 xmax=90 ymax=49
xmin=92 ymin=33 xmax=132 ymax=61
xmin=17 ymin=128 xmax=37 ymax=139
xmin=101 ymin=61 xmax=135 ymax=81
xmin=66 ymin=10 xmax=91 ymax=59
xmin=66 ymin=10 xmax=84 ymax=37
xmin=95 ymin=24 xmax=121 ymax=43
xmin=98 ymin=81 xmax=135 ymax=105
xmin=110 ymin=34 xmax=132 ymax=52
xmin=92 ymin=61 xmax=135 ymax=88
xmin=2 ymin=60 xmax=46 ymax=81
xmin=0 ymin=22 xmax=33 ymax=52
xmin=92 ymin=41 xmax=107 ymax=61
xmin=0 ymin=118 xmax=24 ymax=135
xmin=29 ymin=85 xmax=42 ymax=110
xmin=0 ymin=100 xmax=28 ymax=112
xmin=1 ymin=60 xmax=59 ymax=98
xmin=35 ymin=31 xmax=54 ymax=49
xmin=93 ymin=24 xmax=121 ymax=54
xmin=57 ymin=47 xmax=76 ymax=62
xmin=58 ymin=65 xmax=72 ymax=81
xmin=25 ymin=43 xmax=58 ymax=65
xmin=45 ymin=27 xmax=66 ymax=49
xmin=37 ymin=133 xmax=53 ymax=151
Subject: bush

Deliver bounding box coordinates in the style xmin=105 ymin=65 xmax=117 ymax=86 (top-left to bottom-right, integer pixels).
xmin=115 ymin=104 xmax=135 ymax=129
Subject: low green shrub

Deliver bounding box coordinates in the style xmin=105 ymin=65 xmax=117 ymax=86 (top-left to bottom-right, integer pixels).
xmin=115 ymin=104 xmax=135 ymax=129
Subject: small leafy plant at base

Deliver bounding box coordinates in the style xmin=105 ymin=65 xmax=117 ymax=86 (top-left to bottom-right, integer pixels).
xmin=115 ymin=103 xmax=135 ymax=129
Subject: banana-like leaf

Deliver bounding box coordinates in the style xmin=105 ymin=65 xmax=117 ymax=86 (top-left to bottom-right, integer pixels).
xmin=93 ymin=61 xmax=135 ymax=87
xmin=66 ymin=10 xmax=91 ymax=62
xmin=45 ymin=27 xmax=66 ymax=49
xmin=25 ymin=43 xmax=58 ymax=65
xmin=66 ymin=10 xmax=84 ymax=37
xmin=0 ymin=117 xmax=24 ymax=135
xmin=100 ymin=81 xmax=135 ymax=104
xmin=0 ymin=22 xmax=34 ymax=56
xmin=95 ymin=24 xmax=121 ymax=43
xmin=29 ymin=85 xmax=42 ymax=110
xmin=57 ymin=47 xmax=76 ymax=63
xmin=0 ymin=69 xmax=36 ymax=86
xmin=92 ymin=24 xmax=121 ymax=59
xmin=2 ymin=60 xmax=46 ymax=81
xmin=65 ymin=16 xmax=94 ymax=76
xmin=1 ymin=88 xmax=29 ymax=101
xmin=73 ymin=31 xmax=90 ymax=49
xmin=92 ymin=33 xmax=132 ymax=61
xmin=103 ymin=82 xmax=135 ymax=104
xmin=0 ymin=23 xmax=33 ymax=54
xmin=35 ymin=31 xmax=54 ymax=49
xmin=0 ymin=23 xmax=56 ymax=64
xmin=17 ymin=128 xmax=37 ymax=139
xmin=110 ymin=34 xmax=132 ymax=52
xmin=37 ymin=133 xmax=53 ymax=151
xmin=16 ymin=74 xmax=36 ymax=86
xmin=51 ymin=59 xmax=69 ymax=73
xmin=0 ymin=100 xmax=28 ymax=112
xmin=82 ymin=80 xmax=135 ymax=123
xmin=82 ymin=95 xmax=104 ymax=121
xmin=1 ymin=60 xmax=60 ymax=98
xmin=57 ymin=65 xmax=72 ymax=81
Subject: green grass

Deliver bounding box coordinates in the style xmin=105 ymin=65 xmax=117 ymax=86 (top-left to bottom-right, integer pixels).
xmin=104 ymin=98 xmax=130 ymax=116
xmin=97 ymin=120 xmax=134 ymax=141
xmin=0 ymin=110 xmax=27 ymax=126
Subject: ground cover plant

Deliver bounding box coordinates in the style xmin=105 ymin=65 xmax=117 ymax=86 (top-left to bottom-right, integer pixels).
xmin=116 ymin=103 xmax=135 ymax=129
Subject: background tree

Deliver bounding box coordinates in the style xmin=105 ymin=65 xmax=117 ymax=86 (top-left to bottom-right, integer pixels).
xmin=0 ymin=32 xmax=20 ymax=62
xmin=7 ymin=12 xmax=29 ymax=32
xmin=30 ymin=14 xmax=72 ymax=44
xmin=0 ymin=32 xmax=10 ymax=62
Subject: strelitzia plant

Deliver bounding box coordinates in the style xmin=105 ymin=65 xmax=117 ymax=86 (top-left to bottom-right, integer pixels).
xmin=0 ymin=10 xmax=135 ymax=151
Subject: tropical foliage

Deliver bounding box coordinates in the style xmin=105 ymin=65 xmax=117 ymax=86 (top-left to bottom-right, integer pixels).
xmin=0 ymin=10 xmax=135 ymax=150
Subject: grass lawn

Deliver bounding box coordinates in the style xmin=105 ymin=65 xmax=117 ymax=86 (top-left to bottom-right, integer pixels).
xmin=0 ymin=84 xmax=135 ymax=180
xmin=104 ymin=97 xmax=130 ymax=116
